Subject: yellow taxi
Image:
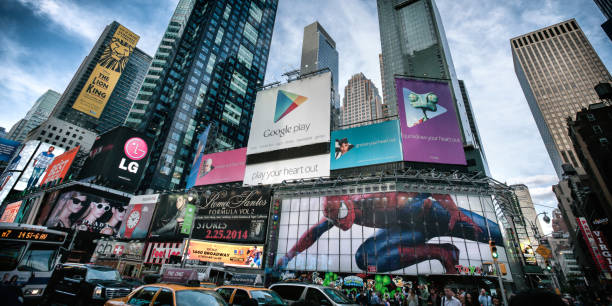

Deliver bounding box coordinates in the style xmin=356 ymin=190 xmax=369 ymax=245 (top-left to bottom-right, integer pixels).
xmin=215 ymin=285 xmax=287 ymax=306
xmin=104 ymin=283 xmax=228 ymax=306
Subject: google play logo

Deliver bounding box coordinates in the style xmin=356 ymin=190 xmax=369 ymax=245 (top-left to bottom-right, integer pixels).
xmin=274 ymin=90 xmax=308 ymax=123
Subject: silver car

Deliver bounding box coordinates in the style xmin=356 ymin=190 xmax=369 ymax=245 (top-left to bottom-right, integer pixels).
xmin=269 ymin=283 xmax=358 ymax=306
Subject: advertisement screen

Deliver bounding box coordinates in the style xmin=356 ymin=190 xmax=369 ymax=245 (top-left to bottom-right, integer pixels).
xmin=40 ymin=146 xmax=80 ymax=186
xmin=186 ymin=125 xmax=210 ymax=188
xmin=45 ymin=190 xmax=128 ymax=235
xmin=35 ymin=191 xmax=60 ymax=225
xmin=272 ymin=192 xmax=511 ymax=280
xmin=118 ymin=194 xmax=159 ymax=239
xmin=192 ymin=188 xmax=270 ymax=243
xmin=243 ymin=154 xmax=329 ymax=186
xmin=73 ymin=24 xmax=140 ymax=118
xmin=187 ymin=148 xmax=247 ymax=188
xmin=395 ymin=78 xmax=466 ymax=165
xmin=0 ymin=138 xmax=20 ymax=162
xmin=0 ymin=172 xmax=19 ymax=205
xmin=331 ymin=120 xmax=403 ymax=170
xmin=0 ymin=201 xmax=22 ymax=223
xmin=14 ymin=142 xmax=65 ymax=191
xmin=187 ymin=239 xmax=264 ymax=269
xmin=149 ymin=193 xmax=189 ymax=239
xmin=5 ymin=140 xmax=39 ymax=172
xmin=247 ymin=72 xmax=331 ymax=155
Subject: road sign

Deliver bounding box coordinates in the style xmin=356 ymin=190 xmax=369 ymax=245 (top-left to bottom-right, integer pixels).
xmin=536 ymin=245 xmax=552 ymax=258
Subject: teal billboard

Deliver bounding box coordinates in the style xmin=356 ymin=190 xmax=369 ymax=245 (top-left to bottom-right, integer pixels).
xmin=330 ymin=120 xmax=403 ymax=170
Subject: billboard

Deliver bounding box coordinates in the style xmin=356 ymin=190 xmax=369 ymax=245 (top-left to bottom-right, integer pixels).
xmin=40 ymin=146 xmax=80 ymax=186
xmin=79 ymin=127 xmax=152 ymax=192
xmin=192 ymin=188 xmax=271 ymax=243
xmin=187 ymin=148 xmax=247 ymax=188
xmin=0 ymin=138 xmax=20 ymax=162
xmin=5 ymin=140 xmax=39 ymax=172
xmin=118 ymin=194 xmax=159 ymax=239
xmin=186 ymin=125 xmax=210 ymax=188
xmin=149 ymin=193 xmax=189 ymax=239
xmin=0 ymin=171 xmax=19 ymax=205
xmin=577 ymin=217 xmax=612 ymax=275
xmin=0 ymin=201 xmax=22 ymax=223
xmin=246 ymin=71 xmax=331 ymax=155
xmin=272 ymin=192 xmax=511 ymax=280
xmin=243 ymin=154 xmax=329 ymax=186
xmin=34 ymin=190 xmax=60 ymax=225
xmin=14 ymin=142 xmax=65 ymax=191
xmin=187 ymin=239 xmax=264 ymax=269
xmin=73 ymin=24 xmax=140 ymax=118
xmin=395 ymin=78 xmax=466 ymax=165
xmin=330 ymin=120 xmax=403 ymax=170
xmin=45 ymin=190 xmax=128 ymax=235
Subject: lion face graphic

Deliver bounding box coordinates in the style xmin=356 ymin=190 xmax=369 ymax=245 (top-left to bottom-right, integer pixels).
xmin=99 ymin=37 xmax=132 ymax=73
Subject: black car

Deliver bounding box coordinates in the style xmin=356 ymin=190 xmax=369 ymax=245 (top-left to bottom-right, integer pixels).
xmin=42 ymin=263 xmax=133 ymax=306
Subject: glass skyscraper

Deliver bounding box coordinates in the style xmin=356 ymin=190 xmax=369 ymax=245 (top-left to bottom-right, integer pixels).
xmin=134 ymin=0 xmax=278 ymax=191
xmin=377 ymin=0 xmax=487 ymax=172
xmin=8 ymin=89 xmax=60 ymax=142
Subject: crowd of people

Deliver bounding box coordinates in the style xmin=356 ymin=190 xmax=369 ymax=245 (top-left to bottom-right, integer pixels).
xmin=347 ymin=285 xmax=500 ymax=306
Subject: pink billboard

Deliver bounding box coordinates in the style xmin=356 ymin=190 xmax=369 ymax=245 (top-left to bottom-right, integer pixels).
xmin=188 ymin=148 xmax=247 ymax=188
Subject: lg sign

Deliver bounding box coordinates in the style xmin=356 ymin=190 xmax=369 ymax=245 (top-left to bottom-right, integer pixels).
xmin=119 ymin=137 xmax=148 ymax=173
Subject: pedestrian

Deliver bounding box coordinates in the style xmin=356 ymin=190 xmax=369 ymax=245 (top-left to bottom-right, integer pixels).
xmin=419 ymin=286 xmax=430 ymax=306
xmin=479 ymin=289 xmax=492 ymax=306
xmin=405 ymin=289 xmax=418 ymax=306
xmin=357 ymin=290 xmax=368 ymax=306
xmin=441 ymin=286 xmax=461 ymax=306
xmin=371 ymin=291 xmax=382 ymax=305
xmin=429 ymin=288 xmax=439 ymax=306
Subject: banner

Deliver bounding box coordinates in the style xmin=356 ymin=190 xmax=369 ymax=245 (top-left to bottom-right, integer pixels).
xmin=4 ymin=140 xmax=39 ymax=172
xmin=40 ymin=146 xmax=79 ymax=186
xmin=45 ymin=190 xmax=128 ymax=235
xmin=577 ymin=217 xmax=612 ymax=275
xmin=0 ymin=172 xmax=19 ymax=205
xmin=14 ymin=142 xmax=65 ymax=191
xmin=192 ymin=188 xmax=271 ymax=243
xmin=0 ymin=138 xmax=20 ymax=162
xmin=0 ymin=201 xmax=22 ymax=223
xmin=187 ymin=148 xmax=246 ymax=188
xmin=187 ymin=239 xmax=264 ymax=269
xmin=118 ymin=194 xmax=159 ymax=239
xmin=243 ymin=154 xmax=328 ymax=186
xmin=73 ymin=24 xmax=140 ymax=118
xmin=395 ymin=78 xmax=466 ymax=165
xmin=186 ymin=125 xmax=211 ymax=188
xmin=331 ymin=120 xmax=403 ymax=170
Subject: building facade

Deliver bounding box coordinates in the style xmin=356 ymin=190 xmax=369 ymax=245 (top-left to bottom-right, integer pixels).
xmin=8 ymin=90 xmax=61 ymax=142
xmin=594 ymin=0 xmax=612 ymax=41
xmin=459 ymin=80 xmax=490 ymax=175
xmin=511 ymin=184 xmax=546 ymax=266
xmin=26 ymin=117 xmax=97 ymax=153
xmin=511 ymin=19 xmax=612 ymax=177
xmin=300 ymin=21 xmax=340 ymax=128
xmin=125 ymin=0 xmax=196 ymax=129
xmin=341 ymin=73 xmax=383 ymax=128
xmin=135 ymin=0 xmax=278 ymax=191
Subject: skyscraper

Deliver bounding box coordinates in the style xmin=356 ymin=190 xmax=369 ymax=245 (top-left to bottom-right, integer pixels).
xmin=135 ymin=0 xmax=278 ymax=191
xmin=125 ymin=0 xmax=196 ymax=128
xmin=459 ymin=80 xmax=490 ymax=175
xmin=300 ymin=21 xmax=340 ymax=128
xmin=511 ymin=184 xmax=546 ymax=266
xmin=378 ymin=53 xmax=389 ymax=105
xmin=511 ymin=19 xmax=611 ymax=177
xmin=594 ymin=0 xmax=612 ymax=40
xmin=377 ymin=0 xmax=486 ymax=172
xmin=8 ymin=90 xmax=60 ymax=142
xmin=341 ymin=73 xmax=383 ymax=128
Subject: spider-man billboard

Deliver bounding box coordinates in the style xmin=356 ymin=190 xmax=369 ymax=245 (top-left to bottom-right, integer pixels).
xmin=395 ymin=78 xmax=466 ymax=165
xmin=272 ymin=192 xmax=511 ymax=280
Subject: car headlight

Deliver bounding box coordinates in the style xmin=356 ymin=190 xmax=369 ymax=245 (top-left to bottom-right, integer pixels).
xmin=93 ymin=286 xmax=104 ymax=299
xmin=24 ymin=288 xmax=43 ymax=296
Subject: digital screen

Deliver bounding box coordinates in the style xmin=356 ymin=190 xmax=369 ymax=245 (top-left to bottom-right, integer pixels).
xmin=0 ymin=229 xmax=66 ymax=242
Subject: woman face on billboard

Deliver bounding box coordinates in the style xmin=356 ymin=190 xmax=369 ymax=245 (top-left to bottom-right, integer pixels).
xmin=51 ymin=191 xmax=87 ymax=228
xmin=89 ymin=201 xmax=111 ymax=219
xmin=67 ymin=194 xmax=87 ymax=213
xmin=176 ymin=195 xmax=186 ymax=210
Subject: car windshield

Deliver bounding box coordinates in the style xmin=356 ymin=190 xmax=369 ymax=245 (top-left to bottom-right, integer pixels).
xmin=0 ymin=242 xmax=25 ymax=271
xmin=85 ymin=267 xmax=121 ymax=282
xmin=176 ymin=290 xmax=228 ymax=306
xmin=17 ymin=244 xmax=58 ymax=272
xmin=251 ymin=290 xmax=287 ymax=305
xmin=323 ymin=288 xmax=353 ymax=304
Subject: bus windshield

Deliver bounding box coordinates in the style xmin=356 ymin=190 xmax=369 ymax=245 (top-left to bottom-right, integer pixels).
xmin=0 ymin=242 xmax=26 ymax=271
xmin=17 ymin=244 xmax=59 ymax=272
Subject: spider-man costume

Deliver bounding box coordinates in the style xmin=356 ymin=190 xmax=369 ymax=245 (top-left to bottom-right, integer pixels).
xmin=276 ymin=192 xmax=503 ymax=274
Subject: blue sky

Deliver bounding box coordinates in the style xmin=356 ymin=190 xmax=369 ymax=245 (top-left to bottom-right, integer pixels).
xmin=1 ymin=0 xmax=610 ymax=232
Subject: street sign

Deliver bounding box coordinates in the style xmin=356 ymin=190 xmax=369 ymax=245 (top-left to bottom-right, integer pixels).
xmin=536 ymin=245 xmax=552 ymax=258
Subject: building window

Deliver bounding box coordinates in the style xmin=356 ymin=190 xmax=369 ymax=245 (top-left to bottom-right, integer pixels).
xmin=229 ymin=71 xmax=248 ymax=96
xmin=249 ymin=2 xmax=262 ymax=23
xmin=215 ymin=28 xmax=224 ymax=45
xmin=237 ymin=45 xmax=253 ymax=69
xmin=593 ymin=125 xmax=603 ymax=134
xmin=206 ymin=54 xmax=217 ymax=74
xmin=243 ymin=22 xmax=258 ymax=45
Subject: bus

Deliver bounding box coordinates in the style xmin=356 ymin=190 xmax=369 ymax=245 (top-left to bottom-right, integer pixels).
xmin=0 ymin=223 xmax=68 ymax=303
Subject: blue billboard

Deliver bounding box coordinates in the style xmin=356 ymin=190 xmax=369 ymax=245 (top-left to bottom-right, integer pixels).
xmin=0 ymin=138 xmax=20 ymax=162
xmin=330 ymin=120 xmax=403 ymax=170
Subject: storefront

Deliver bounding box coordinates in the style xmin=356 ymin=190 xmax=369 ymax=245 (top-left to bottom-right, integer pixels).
xmin=91 ymin=239 xmax=145 ymax=278
xmin=142 ymin=241 xmax=184 ymax=274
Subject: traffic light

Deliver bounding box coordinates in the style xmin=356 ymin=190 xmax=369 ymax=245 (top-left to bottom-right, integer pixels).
xmin=489 ymin=240 xmax=499 ymax=260
xmin=545 ymin=259 xmax=552 ymax=271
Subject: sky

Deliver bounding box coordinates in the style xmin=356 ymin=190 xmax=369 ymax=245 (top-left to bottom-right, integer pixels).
xmin=1 ymin=0 xmax=610 ymax=233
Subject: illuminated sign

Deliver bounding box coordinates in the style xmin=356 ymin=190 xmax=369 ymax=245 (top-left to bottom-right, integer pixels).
xmin=187 ymin=240 xmax=264 ymax=269
xmin=0 ymin=229 xmax=66 ymax=242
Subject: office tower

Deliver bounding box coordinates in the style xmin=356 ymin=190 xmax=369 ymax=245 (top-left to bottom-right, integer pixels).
xmin=594 ymin=0 xmax=612 ymax=40
xmin=511 ymin=184 xmax=546 ymax=266
xmin=341 ymin=73 xmax=383 ymax=128
xmin=459 ymin=80 xmax=490 ymax=175
xmin=7 ymin=90 xmax=60 ymax=142
xmin=136 ymin=0 xmax=278 ymax=191
xmin=125 ymin=0 xmax=196 ymax=128
xmin=377 ymin=0 xmax=486 ymax=171
xmin=48 ymin=21 xmax=146 ymax=137
xmin=378 ymin=53 xmax=389 ymax=105
xmin=300 ymin=21 xmax=340 ymax=128
xmin=511 ymin=19 xmax=612 ymax=178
